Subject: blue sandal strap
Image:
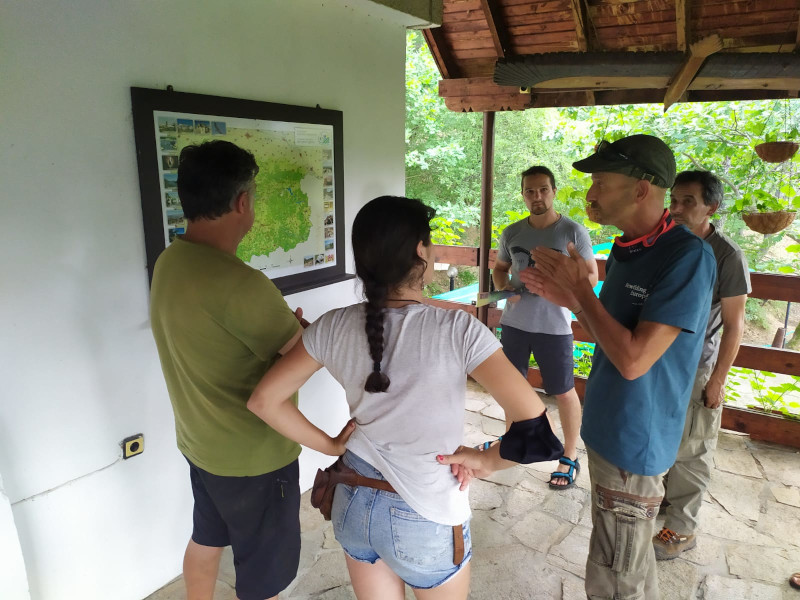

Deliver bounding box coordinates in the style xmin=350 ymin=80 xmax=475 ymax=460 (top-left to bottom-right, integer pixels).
xmin=474 ymin=436 xmax=503 ymax=451
xmin=558 ymin=456 xmax=579 ymax=469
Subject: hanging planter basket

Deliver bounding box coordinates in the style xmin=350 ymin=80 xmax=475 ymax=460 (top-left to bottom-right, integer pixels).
xmin=754 ymin=141 xmax=799 ymax=163
xmin=742 ymin=210 xmax=796 ymax=234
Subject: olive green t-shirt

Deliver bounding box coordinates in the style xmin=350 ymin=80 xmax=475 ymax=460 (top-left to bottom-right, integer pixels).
xmin=150 ymin=238 xmax=301 ymax=476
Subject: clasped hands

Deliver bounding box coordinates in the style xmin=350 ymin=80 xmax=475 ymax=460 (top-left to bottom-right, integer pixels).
xmin=518 ymin=242 xmax=590 ymax=312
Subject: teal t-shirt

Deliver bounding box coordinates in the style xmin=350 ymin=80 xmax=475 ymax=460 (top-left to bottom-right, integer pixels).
xmin=150 ymin=238 xmax=301 ymax=476
xmin=581 ymin=226 xmax=716 ymax=476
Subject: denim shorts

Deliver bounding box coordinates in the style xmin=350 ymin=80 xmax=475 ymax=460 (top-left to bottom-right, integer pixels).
xmin=331 ymin=450 xmax=472 ymax=589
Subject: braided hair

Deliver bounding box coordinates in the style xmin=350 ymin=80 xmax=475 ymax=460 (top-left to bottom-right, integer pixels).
xmin=351 ymin=196 xmax=436 ymax=393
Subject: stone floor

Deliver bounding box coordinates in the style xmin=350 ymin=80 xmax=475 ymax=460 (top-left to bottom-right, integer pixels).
xmin=148 ymin=381 xmax=800 ymax=599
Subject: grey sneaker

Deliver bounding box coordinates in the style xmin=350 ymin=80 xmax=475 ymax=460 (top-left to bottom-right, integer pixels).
xmin=653 ymin=527 xmax=696 ymax=560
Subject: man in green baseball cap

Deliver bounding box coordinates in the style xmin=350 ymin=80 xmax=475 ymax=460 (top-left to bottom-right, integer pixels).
xmin=519 ymin=133 xmax=716 ymax=599
xmin=573 ymin=134 xmax=677 ymax=189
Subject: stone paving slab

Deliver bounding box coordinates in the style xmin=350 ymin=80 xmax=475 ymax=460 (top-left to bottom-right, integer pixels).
xmin=716 ymin=430 xmax=750 ymax=452
xmin=771 ymin=485 xmax=800 ymax=507
xmin=750 ymin=444 xmax=800 ymax=488
xmin=546 ymin=525 xmax=591 ymax=579
xmin=698 ymin=501 xmax=777 ymax=545
xmin=758 ymin=501 xmax=800 ymax=548
xmin=703 ymin=574 xmax=784 ymax=600
xmin=147 ymin=381 xmax=799 ymax=600
xmin=480 ymin=401 xmax=505 ymax=421
xmin=708 ymin=469 xmax=764 ymax=522
xmin=726 ymin=543 xmax=796 ymax=586
xmin=657 ymin=557 xmax=702 ymax=600
xmin=714 ymin=446 xmax=763 ymax=478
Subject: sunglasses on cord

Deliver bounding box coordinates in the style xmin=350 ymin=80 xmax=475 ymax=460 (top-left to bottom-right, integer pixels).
xmin=594 ymin=140 xmax=662 ymax=186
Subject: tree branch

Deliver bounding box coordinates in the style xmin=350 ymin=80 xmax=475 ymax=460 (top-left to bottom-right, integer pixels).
xmin=681 ymin=152 xmax=743 ymax=198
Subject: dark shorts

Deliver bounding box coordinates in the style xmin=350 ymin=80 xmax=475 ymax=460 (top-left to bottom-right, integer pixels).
xmin=500 ymin=325 xmax=575 ymax=395
xmin=186 ymin=457 xmax=301 ymax=600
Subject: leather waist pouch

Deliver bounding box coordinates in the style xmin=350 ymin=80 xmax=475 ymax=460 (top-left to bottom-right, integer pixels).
xmin=310 ymin=456 xmax=464 ymax=565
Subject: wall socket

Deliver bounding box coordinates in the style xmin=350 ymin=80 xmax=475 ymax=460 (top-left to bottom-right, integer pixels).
xmin=122 ymin=434 xmax=144 ymax=459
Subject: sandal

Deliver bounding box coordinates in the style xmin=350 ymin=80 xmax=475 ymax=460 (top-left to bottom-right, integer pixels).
xmin=474 ymin=436 xmax=502 ymax=451
xmin=549 ymin=456 xmax=580 ymax=490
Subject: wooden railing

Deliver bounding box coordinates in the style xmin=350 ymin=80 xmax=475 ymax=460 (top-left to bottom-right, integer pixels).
xmin=426 ymin=244 xmax=800 ymax=447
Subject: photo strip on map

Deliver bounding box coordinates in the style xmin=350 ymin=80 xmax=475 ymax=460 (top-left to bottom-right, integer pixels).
xmin=131 ymin=86 xmax=352 ymax=294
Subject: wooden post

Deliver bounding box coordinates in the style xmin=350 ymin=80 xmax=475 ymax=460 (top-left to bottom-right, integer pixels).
xmin=478 ymin=111 xmax=495 ymax=325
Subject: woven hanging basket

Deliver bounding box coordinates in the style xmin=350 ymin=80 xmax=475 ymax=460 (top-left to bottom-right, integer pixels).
xmin=754 ymin=141 xmax=799 ymax=163
xmin=742 ymin=210 xmax=797 ymax=234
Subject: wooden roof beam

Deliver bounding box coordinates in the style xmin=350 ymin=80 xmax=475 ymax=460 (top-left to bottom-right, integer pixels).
xmin=796 ymin=5 xmax=800 ymax=52
xmin=568 ymin=0 xmax=591 ymax=52
xmin=479 ymin=0 xmax=511 ymax=58
xmin=423 ymin=27 xmax=458 ymax=79
xmin=675 ymin=0 xmax=691 ymax=52
xmin=663 ymin=34 xmax=722 ymax=111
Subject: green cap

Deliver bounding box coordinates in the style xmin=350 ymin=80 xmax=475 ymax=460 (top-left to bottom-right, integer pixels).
xmin=572 ymin=134 xmax=676 ymax=188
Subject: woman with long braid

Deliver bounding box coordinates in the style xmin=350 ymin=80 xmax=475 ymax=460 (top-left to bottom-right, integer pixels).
xmin=248 ymin=196 xmax=562 ymax=599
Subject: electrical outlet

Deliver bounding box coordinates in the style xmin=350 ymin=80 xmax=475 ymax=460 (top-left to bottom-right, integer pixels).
xmin=122 ymin=434 xmax=144 ymax=459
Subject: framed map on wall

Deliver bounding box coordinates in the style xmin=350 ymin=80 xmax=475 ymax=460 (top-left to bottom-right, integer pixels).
xmin=131 ymin=87 xmax=353 ymax=294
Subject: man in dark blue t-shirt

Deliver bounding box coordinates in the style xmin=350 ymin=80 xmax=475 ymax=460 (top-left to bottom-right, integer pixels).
xmin=520 ymin=135 xmax=716 ymax=600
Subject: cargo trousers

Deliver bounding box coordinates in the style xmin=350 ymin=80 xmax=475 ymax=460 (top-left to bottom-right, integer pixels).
xmin=663 ymin=364 xmax=720 ymax=534
xmin=585 ymin=446 xmax=665 ymax=600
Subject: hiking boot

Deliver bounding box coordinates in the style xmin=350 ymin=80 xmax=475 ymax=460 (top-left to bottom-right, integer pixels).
xmin=653 ymin=527 xmax=696 ymax=560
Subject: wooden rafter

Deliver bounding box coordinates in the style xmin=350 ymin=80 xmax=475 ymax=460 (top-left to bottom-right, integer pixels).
xmin=422 ymin=27 xmax=458 ymax=79
xmin=796 ymin=3 xmax=800 ymax=51
xmin=568 ymin=0 xmax=590 ymax=52
xmin=479 ymin=0 xmax=510 ymax=58
xmin=675 ymin=0 xmax=691 ymax=52
xmin=663 ymin=33 xmax=722 ymax=110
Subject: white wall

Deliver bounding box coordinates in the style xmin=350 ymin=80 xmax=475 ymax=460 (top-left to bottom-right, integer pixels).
xmin=0 ymin=1 xmax=408 ymax=598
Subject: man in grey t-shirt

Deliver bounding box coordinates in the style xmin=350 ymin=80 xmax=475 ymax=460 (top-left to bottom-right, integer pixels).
xmin=654 ymin=170 xmax=751 ymax=560
xmin=493 ymin=165 xmax=598 ymax=490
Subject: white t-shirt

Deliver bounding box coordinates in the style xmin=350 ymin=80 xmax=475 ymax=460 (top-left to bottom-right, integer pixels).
xmin=302 ymin=303 xmax=501 ymax=525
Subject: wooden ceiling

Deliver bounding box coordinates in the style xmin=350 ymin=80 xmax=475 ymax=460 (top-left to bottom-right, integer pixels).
xmin=424 ymin=0 xmax=800 ymax=111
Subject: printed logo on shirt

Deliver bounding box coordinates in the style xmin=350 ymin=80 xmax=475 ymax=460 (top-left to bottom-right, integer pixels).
xmin=625 ymin=282 xmax=649 ymax=303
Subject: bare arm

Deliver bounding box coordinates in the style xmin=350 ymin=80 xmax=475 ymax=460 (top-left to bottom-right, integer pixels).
xmin=704 ymin=294 xmax=747 ymax=409
xmin=492 ymin=259 xmax=514 ymax=291
xmin=585 ymin=256 xmax=600 ymax=287
xmin=439 ymin=349 xmax=549 ymax=476
xmin=248 ymin=340 xmax=354 ymax=455
xmin=573 ymin=281 xmax=682 ymax=380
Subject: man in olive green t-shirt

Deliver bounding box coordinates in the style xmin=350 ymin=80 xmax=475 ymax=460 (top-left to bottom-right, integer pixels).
xmin=150 ymin=140 xmax=306 ymax=600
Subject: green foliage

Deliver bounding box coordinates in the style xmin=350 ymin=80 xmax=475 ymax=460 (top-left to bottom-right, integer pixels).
xmin=430 ymin=216 xmax=465 ymax=246
xmin=423 ymin=281 xmax=444 ymax=297
xmin=560 ymin=100 xmax=800 ymax=216
xmin=744 ymin=298 xmax=769 ymax=329
xmin=573 ymin=343 xmax=595 ymax=378
xmin=405 ymin=31 xmax=800 ymax=274
xmin=458 ymin=268 xmax=478 ymax=286
xmin=726 ymin=367 xmax=800 ymax=419
xmin=527 ymin=342 xmax=594 ymax=378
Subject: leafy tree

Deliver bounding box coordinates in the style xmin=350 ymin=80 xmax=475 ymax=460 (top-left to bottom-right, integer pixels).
xmin=405 ymin=31 xmax=799 ymax=273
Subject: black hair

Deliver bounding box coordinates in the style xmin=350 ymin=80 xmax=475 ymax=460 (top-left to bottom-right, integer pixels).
xmin=351 ymin=196 xmax=436 ymax=393
xmin=177 ymin=140 xmax=259 ymax=220
xmin=672 ymin=170 xmax=724 ymax=208
xmin=520 ymin=165 xmax=556 ymax=193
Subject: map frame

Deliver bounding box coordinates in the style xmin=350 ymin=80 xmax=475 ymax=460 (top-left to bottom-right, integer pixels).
xmin=131 ymin=86 xmax=352 ymax=295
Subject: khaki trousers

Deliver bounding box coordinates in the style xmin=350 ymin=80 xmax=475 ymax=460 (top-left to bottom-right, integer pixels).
xmin=585 ymin=447 xmax=665 ymax=600
xmin=663 ymin=365 xmax=720 ymax=534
